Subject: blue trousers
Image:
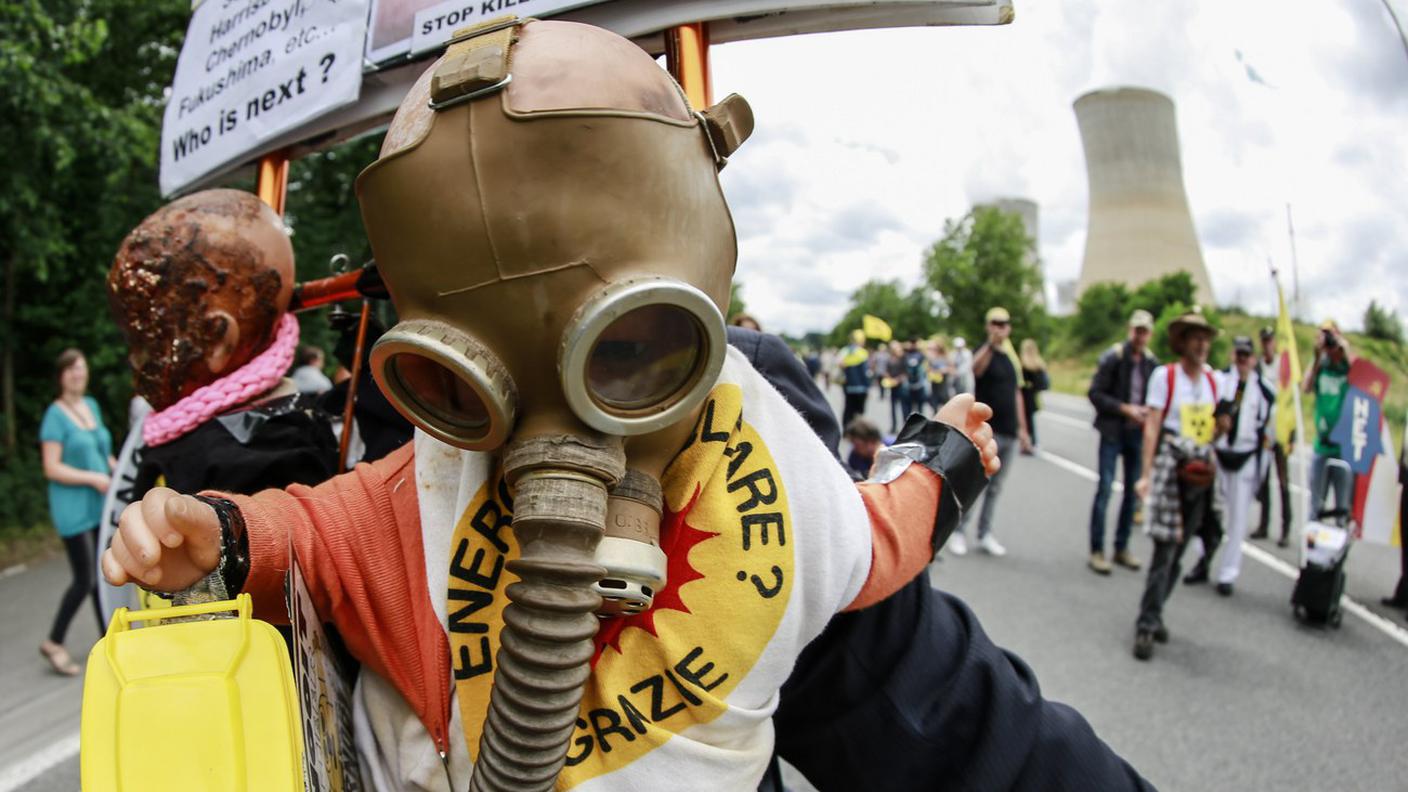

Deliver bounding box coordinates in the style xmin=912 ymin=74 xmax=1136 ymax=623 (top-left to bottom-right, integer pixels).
xmin=1089 ymin=425 xmax=1143 ymax=554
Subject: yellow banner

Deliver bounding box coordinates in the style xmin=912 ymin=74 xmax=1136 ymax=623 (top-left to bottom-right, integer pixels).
xmin=1273 ymin=281 xmax=1304 ymax=447
xmin=862 ymin=314 xmax=892 ymax=342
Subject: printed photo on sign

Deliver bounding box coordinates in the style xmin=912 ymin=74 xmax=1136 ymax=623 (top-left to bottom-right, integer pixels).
xmin=288 ymin=555 xmax=363 ymax=792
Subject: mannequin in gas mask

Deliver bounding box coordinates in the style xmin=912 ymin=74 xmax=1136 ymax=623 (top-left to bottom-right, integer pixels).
xmin=103 ymin=19 xmax=1000 ymax=792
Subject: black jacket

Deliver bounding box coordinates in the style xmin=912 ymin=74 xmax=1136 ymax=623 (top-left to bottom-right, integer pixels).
xmin=728 ymin=327 xmax=1150 ymax=791
xmin=1089 ymin=342 xmax=1159 ymax=442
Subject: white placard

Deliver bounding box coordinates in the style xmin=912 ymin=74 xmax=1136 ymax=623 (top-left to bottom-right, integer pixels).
xmin=408 ymin=0 xmax=600 ymax=57
xmin=159 ymin=0 xmax=372 ymax=196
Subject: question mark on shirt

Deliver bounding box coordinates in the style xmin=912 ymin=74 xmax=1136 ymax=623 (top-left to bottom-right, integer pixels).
xmin=736 ymin=566 xmax=784 ymax=598
xmin=319 ymin=53 xmax=335 ymax=83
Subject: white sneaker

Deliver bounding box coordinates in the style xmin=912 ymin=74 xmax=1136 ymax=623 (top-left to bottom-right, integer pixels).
xmin=946 ymin=533 xmax=968 ymax=556
xmin=979 ymin=535 xmax=1007 ymax=557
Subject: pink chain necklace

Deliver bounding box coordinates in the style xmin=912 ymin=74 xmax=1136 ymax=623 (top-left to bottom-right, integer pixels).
xmin=143 ymin=314 xmax=300 ymax=447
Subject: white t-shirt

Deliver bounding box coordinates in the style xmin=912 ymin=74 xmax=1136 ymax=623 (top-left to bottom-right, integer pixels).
xmin=353 ymin=347 xmax=873 ymax=791
xmin=1145 ymin=363 xmax=1222 ymax=438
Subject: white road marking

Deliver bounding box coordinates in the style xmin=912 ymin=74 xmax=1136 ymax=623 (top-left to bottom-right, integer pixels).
xmin=0 ymin=732 xmax=79 ymax=792
xmin=1040 ymin=410 xmax=1095 ymax=431
xmin=0 ymin=563 xmax=27 ymax=581
xmin=1032 ymin=445 xmax=1408 ymax=649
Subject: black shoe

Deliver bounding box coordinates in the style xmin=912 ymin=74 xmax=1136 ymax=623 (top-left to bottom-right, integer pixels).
xmin=1216 ymin=582 xmax=1234 ymax=597
xmin=1276 ymin=536 xmax=1290 ymax=549
xmin=1133 ymin=630 xmax=1154 ymax=661
xmin=1249 ymin=527 xmax=1269 ymax=540
xmin=1183 ymin=562 xmax=1209 ymax=585
xmin=1380 ymin=596 xmax=1408 ymax=610
xmin=1153 ymin=624 xmax=1169 ymax=644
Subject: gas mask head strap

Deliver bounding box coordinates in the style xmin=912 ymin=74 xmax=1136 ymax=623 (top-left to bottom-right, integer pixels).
xmin=696 ymin=93 xmax=755 ymax=171
xmin=428 ymin=15 xmax=531 ymax=111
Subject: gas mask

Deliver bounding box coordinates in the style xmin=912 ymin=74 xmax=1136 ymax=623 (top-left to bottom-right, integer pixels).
xmin=356 ymin=17 xmax=752 ymax=791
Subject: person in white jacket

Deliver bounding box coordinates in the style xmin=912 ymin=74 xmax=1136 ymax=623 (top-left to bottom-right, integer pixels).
xmin=1192 ymin=336 xmax=1275 ymax=596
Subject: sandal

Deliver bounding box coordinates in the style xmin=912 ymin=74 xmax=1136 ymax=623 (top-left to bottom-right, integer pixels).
xmin=40 ymin=641 xmax=80 ymax=676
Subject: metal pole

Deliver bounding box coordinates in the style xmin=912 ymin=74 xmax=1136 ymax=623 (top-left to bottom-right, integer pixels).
xmin=1285 ymin=203 xmax=1301 ymax=320
xmin=665 ymin=22 xmax=712 ymax=109
xmin=337 ymin=301 xmax=371 ymax=470
xmin=256 ymin=151 xmax=290 ymax=215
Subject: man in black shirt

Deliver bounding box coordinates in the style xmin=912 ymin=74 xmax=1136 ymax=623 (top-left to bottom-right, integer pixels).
xmin=946 ymin=306 xmax=1031 ymax=557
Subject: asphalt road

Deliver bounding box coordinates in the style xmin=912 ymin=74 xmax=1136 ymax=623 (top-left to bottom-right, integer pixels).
xmin=5 ymin=388 xmax=1406 ymax=791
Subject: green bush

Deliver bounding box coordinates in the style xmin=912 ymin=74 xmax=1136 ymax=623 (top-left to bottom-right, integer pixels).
xmin=1364 ymin=300 xmax=1404 ymax=344
xmin=0 ymin=449 xmax=50 ymax=533
xmin=1072 ymin=282 xmax=1130 ymax=348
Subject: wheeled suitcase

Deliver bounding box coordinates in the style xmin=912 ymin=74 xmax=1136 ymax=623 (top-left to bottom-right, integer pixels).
xmin=1292 ymin=459 xmax=1354 ymax=628
xmin=1291 ymin=543 xmax=1348 ymax=627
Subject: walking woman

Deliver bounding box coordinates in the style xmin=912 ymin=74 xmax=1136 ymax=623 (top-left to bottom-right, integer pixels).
xmin=1019 ymin=339 xmax=1050 ymax=451
xmin=39 ymin=348 xmax=112 ymax=675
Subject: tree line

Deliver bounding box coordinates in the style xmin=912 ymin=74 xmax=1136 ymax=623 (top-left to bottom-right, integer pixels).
xmin=0 ymin=1 xmax=382 ymax=531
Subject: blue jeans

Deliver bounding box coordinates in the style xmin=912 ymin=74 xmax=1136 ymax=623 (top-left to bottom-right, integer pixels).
xmin=1309 ymin=451 xmax=1351 ymax=518
xmin=1089 ymin=425 xmax=1143 ymax=554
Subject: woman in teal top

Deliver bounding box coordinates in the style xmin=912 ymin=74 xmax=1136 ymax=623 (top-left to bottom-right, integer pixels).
xmin=38 ymin=348 xmax=113 ymax=676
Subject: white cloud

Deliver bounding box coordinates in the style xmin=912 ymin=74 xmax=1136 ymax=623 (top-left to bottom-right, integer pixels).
xmin=710 ymin=0 xmax=1408 ymax=335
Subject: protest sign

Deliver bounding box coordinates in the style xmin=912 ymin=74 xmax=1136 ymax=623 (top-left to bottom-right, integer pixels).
xmin=160 ymin=0 xmax=371 ymax=196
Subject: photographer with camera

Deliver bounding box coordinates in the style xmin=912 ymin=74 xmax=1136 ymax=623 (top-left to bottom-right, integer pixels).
xmin=1302 ymin=320 xmax=1357 ymax=517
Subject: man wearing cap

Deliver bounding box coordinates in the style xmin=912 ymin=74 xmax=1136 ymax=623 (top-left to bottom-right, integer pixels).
xmin=1254 ymin=327 xmax=1293 ymax=546
xmin=947 ymin=307 xmax=1031 ymax=557
xmin=1085 ymin=310 xmax=1158 ymax=574
xmin=1194 ymin=336 xmax=1275 ymax=596
xmin=1303 ymin=319 xmax=1357 ymax=516
xmin=1132 ymin=309 xmax=1223 ymax=660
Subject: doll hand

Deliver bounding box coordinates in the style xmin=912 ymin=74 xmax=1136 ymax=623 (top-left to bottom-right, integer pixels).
xmin=935 ymin=394 xmax=1001 ymax=477
xmin=101 ymin=487 xmax=222 ymax=592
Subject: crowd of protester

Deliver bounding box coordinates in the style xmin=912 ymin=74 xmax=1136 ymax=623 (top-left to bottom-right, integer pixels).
xmin=812 ymin=301 xmax=1407 ymax=659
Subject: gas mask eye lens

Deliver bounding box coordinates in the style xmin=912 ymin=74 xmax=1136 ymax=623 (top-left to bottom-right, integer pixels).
xmin=371 ymin=319 xmax=517 ymax=451
xmin=387 ymin=353 xmax=490 ymax=429
xmin=587 ymin=304 xmax=702 ymax=411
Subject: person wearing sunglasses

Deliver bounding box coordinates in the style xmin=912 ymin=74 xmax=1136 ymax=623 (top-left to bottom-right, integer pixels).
xmin=945 ymin=307 xmax=1032 ymax=558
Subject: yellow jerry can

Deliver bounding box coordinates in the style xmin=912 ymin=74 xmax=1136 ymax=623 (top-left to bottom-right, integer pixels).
xmin=81 ymin=594 xmax=305 ymax=791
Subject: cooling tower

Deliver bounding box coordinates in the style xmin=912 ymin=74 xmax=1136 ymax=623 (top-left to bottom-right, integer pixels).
xmin=989 ymin=197 xmax=1044 ymax=306
xmin=1074 ymin=87 xmax=1213 ymax=304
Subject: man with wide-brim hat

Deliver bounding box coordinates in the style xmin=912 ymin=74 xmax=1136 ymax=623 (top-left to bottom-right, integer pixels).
xmin=1131 ymin=307 xmax=1224 ymax=661
xmin=1166 ymin=310 xmax=1219 ymax=355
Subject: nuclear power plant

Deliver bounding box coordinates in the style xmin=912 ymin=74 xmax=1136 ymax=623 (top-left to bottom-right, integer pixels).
xmin=987 ymin=197 xmax=1045 ymax=306
xmin=1074 ymin=87 xmax=1214 ymax=305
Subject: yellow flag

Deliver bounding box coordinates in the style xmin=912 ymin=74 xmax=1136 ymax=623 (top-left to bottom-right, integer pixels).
xmin=862 ymin=314 xmax=892 ymax=342
xmin=1273 ymin=280 xmax=1304 ymax=447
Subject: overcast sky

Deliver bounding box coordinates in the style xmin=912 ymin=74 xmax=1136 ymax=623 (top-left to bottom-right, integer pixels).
xmin=707 ymin=0 xmax=1408 ymax=337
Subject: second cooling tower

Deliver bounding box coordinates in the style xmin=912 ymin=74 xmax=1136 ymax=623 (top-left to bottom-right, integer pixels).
xmin=1074 ymin=87 xmax=1213 ymax=304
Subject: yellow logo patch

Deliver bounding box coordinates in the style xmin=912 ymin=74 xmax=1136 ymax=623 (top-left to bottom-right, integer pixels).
xmin=445 ymin=384 xmax=794 ymax=788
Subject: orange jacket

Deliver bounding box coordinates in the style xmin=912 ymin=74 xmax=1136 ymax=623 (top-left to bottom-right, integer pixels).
xmin=220 ymin=441 xmax=945 ymax=757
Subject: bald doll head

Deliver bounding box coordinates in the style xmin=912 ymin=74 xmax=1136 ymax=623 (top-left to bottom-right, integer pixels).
xmin=109 ymin=189 xmax=294 ymax=410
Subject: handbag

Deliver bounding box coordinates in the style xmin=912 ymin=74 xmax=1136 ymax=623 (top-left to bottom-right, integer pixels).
xmin=1176 ymin=459 xmax=1216 ymax=488
xmin=1214 ymin=448 xmax=1256 ymax=472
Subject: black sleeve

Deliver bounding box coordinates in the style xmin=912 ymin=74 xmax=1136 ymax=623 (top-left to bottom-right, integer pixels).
xmin=726 ymin=327 xmax=841 ymax=459
xmin=1088 ymin=350 xmax=1124 ymax=418
xmin=775 ymin=578 xmax=1153 ymax=791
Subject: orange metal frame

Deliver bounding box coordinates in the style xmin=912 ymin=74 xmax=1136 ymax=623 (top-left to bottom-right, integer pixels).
xmin=665 ymin=22 xmax=713 ymax=109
